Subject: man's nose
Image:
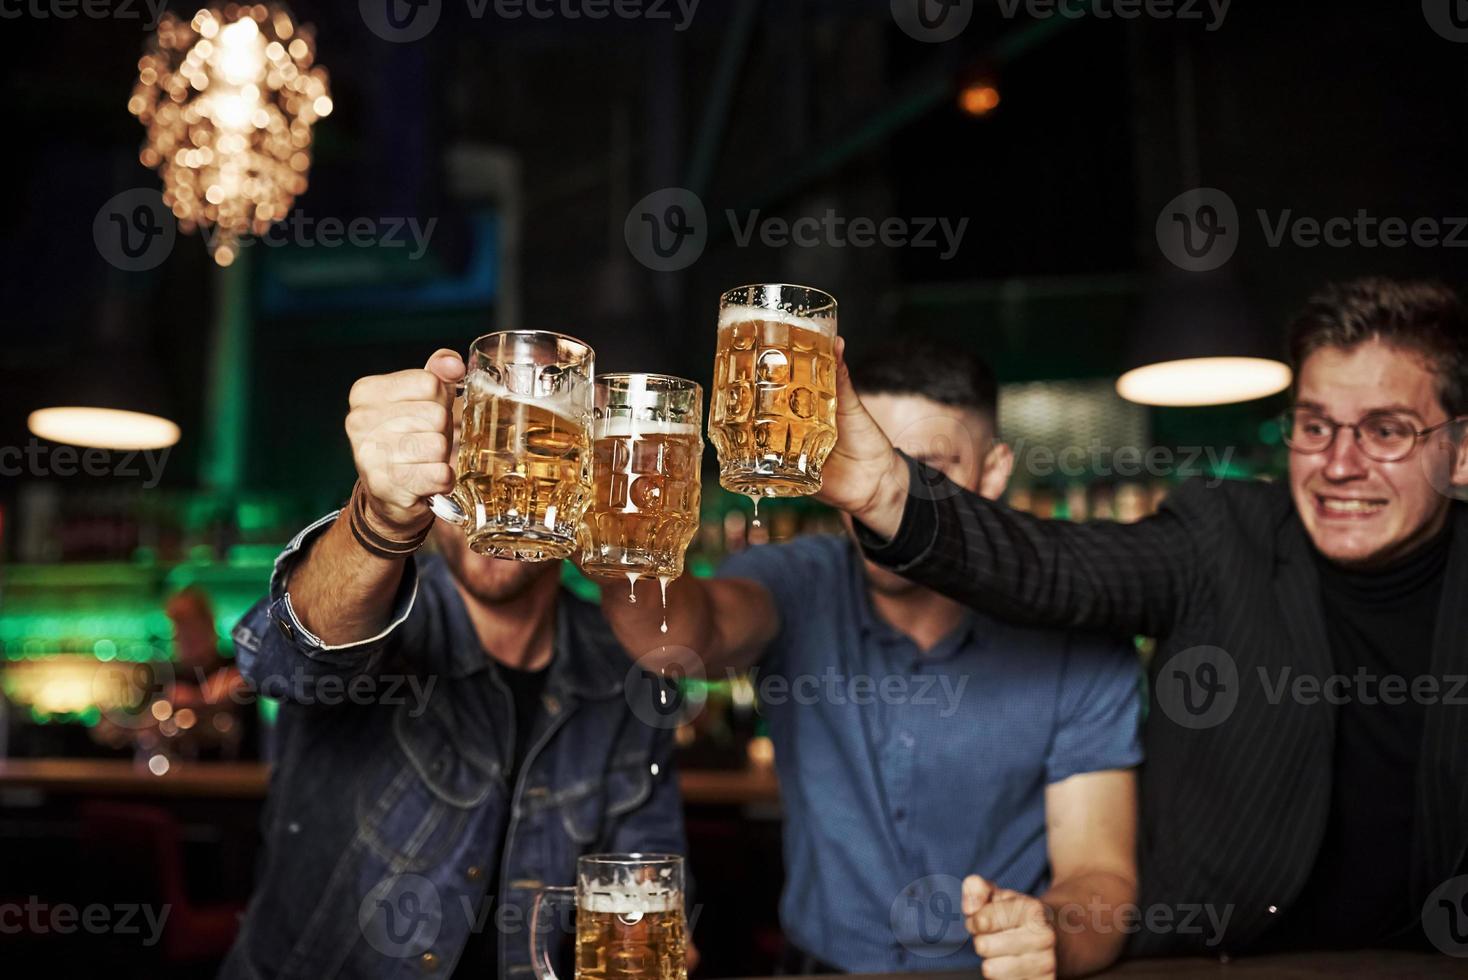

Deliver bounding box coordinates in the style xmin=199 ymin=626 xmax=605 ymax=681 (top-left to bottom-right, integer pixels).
xmin=1322 ymin=425 xmax=1370 ymax=481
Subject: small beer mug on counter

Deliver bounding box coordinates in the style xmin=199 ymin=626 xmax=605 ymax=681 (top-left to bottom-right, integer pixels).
xmin=428 ymin=330 xmax=595 ymax=561
xmin=531 ymin=853 xmax=688 ymax=980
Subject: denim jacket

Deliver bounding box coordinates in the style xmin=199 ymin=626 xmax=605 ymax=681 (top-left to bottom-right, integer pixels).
xmin=220 ymin=512 xmax=686 ymax=980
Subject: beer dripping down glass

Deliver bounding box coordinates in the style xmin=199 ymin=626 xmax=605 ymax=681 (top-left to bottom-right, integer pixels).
xmin=532 ymin=853 xmax=688 ymax=980
xmin=428 ymin=330 xmax=595 ymax=561
xmin=707 ymin=284 xmax=838 ymax=524
xmin=578 ymin=374 xmax=704 ymax=625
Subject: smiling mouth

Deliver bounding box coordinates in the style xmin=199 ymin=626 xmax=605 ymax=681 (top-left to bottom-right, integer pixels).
xmin=1314 ymin=494 xmax=1388 ymax=518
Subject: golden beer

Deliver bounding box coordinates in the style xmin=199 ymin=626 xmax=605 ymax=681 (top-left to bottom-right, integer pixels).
xmin=430 ymin=331 xmax=595 ymax=561
xmin=708 ymin=285 xmax=838 ymax=497
xmin=580 ymin=374 xmax=704 ymax=585
xmin=532 ymin=854 xmax=687 ymax=980
xmin=455 ymin=382 xmax=592 ymax=559
xmin=575 ymin=905 xmax=687 ymax=980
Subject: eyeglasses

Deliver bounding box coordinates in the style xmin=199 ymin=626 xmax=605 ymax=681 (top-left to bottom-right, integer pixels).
xmin=1278 ymin=407 xmax=1468 ymax=462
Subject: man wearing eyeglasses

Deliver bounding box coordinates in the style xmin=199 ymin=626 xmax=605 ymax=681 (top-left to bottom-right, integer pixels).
xmin=811 ymin=278 xmax=1468 ymax=962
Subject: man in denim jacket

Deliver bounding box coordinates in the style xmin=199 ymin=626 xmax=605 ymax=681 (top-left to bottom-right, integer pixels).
xmin=220 ymin=349 xmax=686 ymax=979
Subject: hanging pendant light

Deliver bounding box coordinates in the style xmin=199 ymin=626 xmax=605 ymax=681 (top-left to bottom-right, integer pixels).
xmin=1117 ymin=267 xmax=1292 ymax=407
xmin=128 ymin=4 xmax=332 ymax=267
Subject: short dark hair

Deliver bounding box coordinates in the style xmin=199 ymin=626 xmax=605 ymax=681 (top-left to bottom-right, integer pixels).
xmin=1287 ymin=278 xmax=1468 ymax=416
xmin=848 ymin=337 xmax=999 ymax=425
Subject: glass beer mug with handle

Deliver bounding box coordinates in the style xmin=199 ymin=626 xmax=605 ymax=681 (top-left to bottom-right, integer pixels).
xmin=707 ymin=284 xmax=838 ymax=510
xmin=579 ymin=374 xmax=703 ymax=607
xmin=427 ymin=330 xmax=595 ymax=561
xmin=531 ymin=853 xmax=688 ymax=980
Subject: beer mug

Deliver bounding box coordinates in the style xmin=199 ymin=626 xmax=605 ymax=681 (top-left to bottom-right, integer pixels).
xmin=531 ymin=853 xmax=687 ymax=980
xmin=579 ymin=374 xmax=704 ymax=589
xmin=707 ymin=283 xmax=838 ymax=498
xmin=428 ymin=330 xmax=595 ymax=561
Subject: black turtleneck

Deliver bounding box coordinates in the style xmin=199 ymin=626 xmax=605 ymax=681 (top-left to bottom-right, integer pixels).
xmin=1263 ymin=517 xmax=1453 ymax=952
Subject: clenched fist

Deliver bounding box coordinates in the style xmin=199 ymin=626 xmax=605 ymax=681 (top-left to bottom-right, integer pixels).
xmin=344 ymin=349 xmax=466 ymax=535
xmin=963 ymin=875 xmax=1057 ymax=980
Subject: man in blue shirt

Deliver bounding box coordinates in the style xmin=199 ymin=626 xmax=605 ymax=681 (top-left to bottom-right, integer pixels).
xmin=600 ymin=340 xmax=1142 ymax=978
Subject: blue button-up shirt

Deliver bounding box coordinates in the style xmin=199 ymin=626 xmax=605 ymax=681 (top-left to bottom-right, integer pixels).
xmin=719 ymin=534 xmax=1142 ymax=972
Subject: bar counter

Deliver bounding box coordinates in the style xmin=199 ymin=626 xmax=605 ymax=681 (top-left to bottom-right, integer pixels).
xmin=0 ymin=758 xmax=782 ymax=805
xmin=735 ymin=952 xmax=1468 ymax=978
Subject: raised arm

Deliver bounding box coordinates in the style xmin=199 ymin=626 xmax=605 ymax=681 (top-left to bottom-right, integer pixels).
xmin=815 ymin=339 xmax=1198 ymax=640
xmin=596 ymin=572 xmax=778 ymax=678
xmin=285 ymin=349 xmax=464 ymax=646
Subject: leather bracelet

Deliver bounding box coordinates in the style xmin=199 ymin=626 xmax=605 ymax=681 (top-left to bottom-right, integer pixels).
xmin=347 ymin=481 xmax=432 ymax=559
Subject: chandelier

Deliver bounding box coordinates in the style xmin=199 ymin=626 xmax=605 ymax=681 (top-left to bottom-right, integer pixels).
xmin=129 ymin=4 xmax=332 ymax=267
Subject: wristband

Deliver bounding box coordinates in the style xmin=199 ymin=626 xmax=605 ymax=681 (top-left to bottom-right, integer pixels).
xmin=347 ymin=481 xmax=432 ymax=559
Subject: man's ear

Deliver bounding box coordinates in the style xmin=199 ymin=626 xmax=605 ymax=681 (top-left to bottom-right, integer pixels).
xmin=1450 ymin=426 xmax=1468 ymax=488
xmin=978 ymin=441 xmax=1014 ymax=502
